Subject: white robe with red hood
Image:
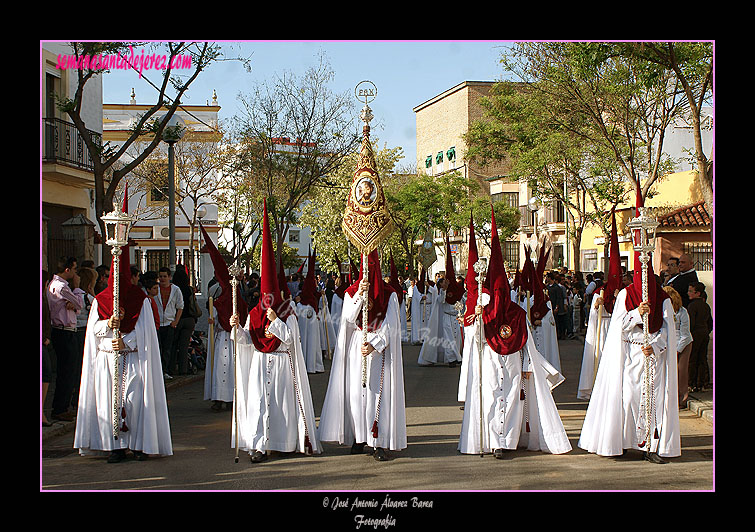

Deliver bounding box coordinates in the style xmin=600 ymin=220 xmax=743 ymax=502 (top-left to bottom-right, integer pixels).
xmin=578 ymin=288 xmax=680 ymax=458
xmin=318 ymin=290 xmax=407 ymax=452
xmin=458 ymin=292 xmax=571 ymax=455
xmin=74 ymin=298 xmax=173 ymax=457
xmin=233 ymin=311 xmax=321 ymax=456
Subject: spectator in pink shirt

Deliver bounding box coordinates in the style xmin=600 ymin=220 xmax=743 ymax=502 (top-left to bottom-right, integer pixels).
xmin=46 ymin=256 xmax=85 ymax=422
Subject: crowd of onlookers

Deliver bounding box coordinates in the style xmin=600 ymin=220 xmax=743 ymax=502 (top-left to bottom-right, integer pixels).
xmin=42 ymin=257 xmax=204 ymax=426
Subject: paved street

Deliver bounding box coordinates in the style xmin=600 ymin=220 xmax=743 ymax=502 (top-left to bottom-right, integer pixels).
xmin=41 ymin=332 xmax=713 ymax=493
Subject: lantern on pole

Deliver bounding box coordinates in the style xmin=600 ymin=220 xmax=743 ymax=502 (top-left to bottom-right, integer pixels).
xmin=625 ymin=206 xmax=660 ymax=449
xmin=100 ymin=206 xmax=136 ymax=440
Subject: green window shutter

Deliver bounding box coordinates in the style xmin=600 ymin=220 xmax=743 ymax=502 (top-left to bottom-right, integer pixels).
xmin=425 ymin=155 xmax=433 ymax=168
xmin=436 ymin=151 xmax=443 ymax=164
xmin=446 ymin=146 xmax=456 ymax=161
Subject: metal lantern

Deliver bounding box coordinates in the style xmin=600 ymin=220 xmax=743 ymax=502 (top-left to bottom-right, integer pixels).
xmin=101 ymin=209 xmax=136 ymax=248
xmin=626 ymin=206 xmax=659 ymax=258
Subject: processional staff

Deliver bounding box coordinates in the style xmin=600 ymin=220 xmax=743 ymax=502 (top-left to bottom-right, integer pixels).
xmin=626 ymin=206 xmax=660 ymax=449
xmin=473 ymin=257 xmax=488 ymax=457
xmin=593 ymin=289 xmax=604 ymax=387
xmin=101 ymin=200 xmax=136 ymax=441
xmin=229 ymin=262 xmax=243 ymax=463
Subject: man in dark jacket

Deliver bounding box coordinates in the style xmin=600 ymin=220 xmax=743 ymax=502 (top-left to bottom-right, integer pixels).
xmin=687 ymin=281 xmax=712 ymax=391
xmin=670 ymin=254 xmax=698 ymax=308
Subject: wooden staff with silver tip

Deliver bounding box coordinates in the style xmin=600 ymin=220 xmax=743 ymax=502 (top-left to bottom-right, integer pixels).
xmin=473 ymin=258 xmax=488 ymax=457
xmin=208 ymin=296 xmax=215 ymax=393
xmin=229 ymin=263 xmax=242 ymax=463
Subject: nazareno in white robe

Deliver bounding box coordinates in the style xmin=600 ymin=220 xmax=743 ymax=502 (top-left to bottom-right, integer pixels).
xmin=74 ymin=298 xmax=173 ymax=457
xmin=409 ymin=284 xmax=435 ymax=344
xmin=398 ymin=296 xmax=409 ymax=343
xmin=576 ymin=302 xmax=612 ymax=401
xmin=578 ymin=288 xmax=680 ymax=458
xmin=418 ymin=288 xmax=462 ymax=366
xmin=297 ymin=302 xmax=324 ymax=374
xmin=517 ymin=295 xmax=562 ymax=373
xmin=330 ymin=293 xmax=344 ymax=343
xmin=204 ymin=305 xmax=236 ymax=403
xmin=319 ymin=295 xmax=337 ymax=357
xmin=458 ymin=293 xmax=571 ymax=455
xmin=233 ymin=313 xmax=321 ymax=455
xmin=318 ymin=290 xmax=407 ymax=451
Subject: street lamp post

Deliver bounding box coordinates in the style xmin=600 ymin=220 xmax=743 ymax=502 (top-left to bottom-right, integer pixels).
xmin=161 ymin=113 xmax=186 ymax=273
xmin=528 ymin=196 xmax=540 ymax=250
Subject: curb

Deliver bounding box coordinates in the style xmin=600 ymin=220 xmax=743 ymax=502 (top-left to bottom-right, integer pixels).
xmin=42 ymin=373 xmax=205 ymax=443
xmin=686 ymin=394 xmax=713 ymax=424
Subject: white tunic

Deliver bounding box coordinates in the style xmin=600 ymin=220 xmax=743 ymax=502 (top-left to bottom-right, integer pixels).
xmin=409 ymin=285 xmax=435 ymax=344
xmin=517 ymin=296 xmax=561 ymax=373
xmin=418 ymin=289 xmax=462 ymax=365
xmin=319 ymin=296 xmax=337 ymax=356
xmin=330 ymin=293 xmax=344 ymax=343
xmin=458 ymin=294 xmax=571 ymax=455
xmin=577 ymin=302 xmax=612 ymax=401
xmin=204 ymin=306 xmax=236 ymax=402
xmin=578 ymin=289 xmax=680 ymax=457
xmin=233 ymin=314 xmax=321 ymax=455
xmin=318 ymin=291 xmax=407 ymax=451
xmin=74 ymin=299 xmax=173 ymax=457
xmin=297 ymin=302 xmax=324 ymax=373
xmin=399 ymin=298 xmax=409 ymax=343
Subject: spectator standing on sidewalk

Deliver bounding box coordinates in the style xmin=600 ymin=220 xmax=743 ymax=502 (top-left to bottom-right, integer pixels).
xmin=152 ymin=266 xmax=184 ymax=379
xmin=42 ymin=270 xmax=53 ymax=427
xmin=47 ymin=256 xmax=85 ymax=422
xmin=687 ymin=282 xmax=712 ymax=392
xmin=171 ymin=265 xmax=199 ymax=376
xmin=72 ymin=266 xmax=98 ymax=410
xmin=663 ymin=285 xmax=693 ymax=408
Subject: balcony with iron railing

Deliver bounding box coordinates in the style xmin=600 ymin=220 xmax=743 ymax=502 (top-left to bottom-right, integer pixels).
xmin=42 ymin=117 xmax=102 ymax=172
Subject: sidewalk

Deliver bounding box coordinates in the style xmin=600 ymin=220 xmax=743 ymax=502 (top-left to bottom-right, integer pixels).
xmin=42 ymin=372 xmax=204 ymax=443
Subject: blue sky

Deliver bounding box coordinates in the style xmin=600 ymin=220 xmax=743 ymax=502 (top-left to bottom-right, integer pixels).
xmin=101 ymin=40 xmax=515 ymax=168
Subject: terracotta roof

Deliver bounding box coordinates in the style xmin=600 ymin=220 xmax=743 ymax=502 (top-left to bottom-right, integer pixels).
xmin=658 ymin=200 xmax=710 ymax=228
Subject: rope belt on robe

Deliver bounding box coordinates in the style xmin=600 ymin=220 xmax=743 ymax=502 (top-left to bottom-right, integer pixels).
xmin=623 ymin=333 xmax=667 ymax=449
xmin=518 ymin=352 xmax=530 ymax=434
xmin=371 ymin=350 xmax=386 ymax=439
xmin=278 ymin=348 xmax=314 ymax=455
xmin=100 ymin=346 xmax=138 ymax=435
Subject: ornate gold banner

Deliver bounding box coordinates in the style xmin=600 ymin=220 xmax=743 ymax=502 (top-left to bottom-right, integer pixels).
xmin=342 ymin=102 xmax=393 ymax=255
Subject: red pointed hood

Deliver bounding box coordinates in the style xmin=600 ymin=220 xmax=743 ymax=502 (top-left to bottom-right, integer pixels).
xmin=463 ymin=211 xmax=479 ymax=326
xmin=278 ymin=258 xmax=292 ymax=301
xmin=520 ymin=245 xmax=535 ymax=295
xmin=443 ymin=236 xmax=464 ymax=305
xmin=530 ymin=245 xmax=551 ymax=322
xmin=602 ymin=207 xmax=624 ymax=314
xmin=299 ymin=246 xmax=320 ymax=309
xmin=346 ymin=248 xmax=395 ymax=332
xmin=416 ymin=265 xmax=426 ymax=294
xmin=200 ymin=223 xmax=247 ymax=332
xmin=349 ymin=258 xmax=359 ymax=284
xmin=248 ymin=199 xmax=292 ymax=352
xmin=389 ymin=251 xmax=405 ymax=304
xmin=334 ymin=252 xmax=348 ymax=299
xmin=624 ymin=189 xmax=667 ymax=333
xmin=482 ymin=205 xmax=528 ymax=355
